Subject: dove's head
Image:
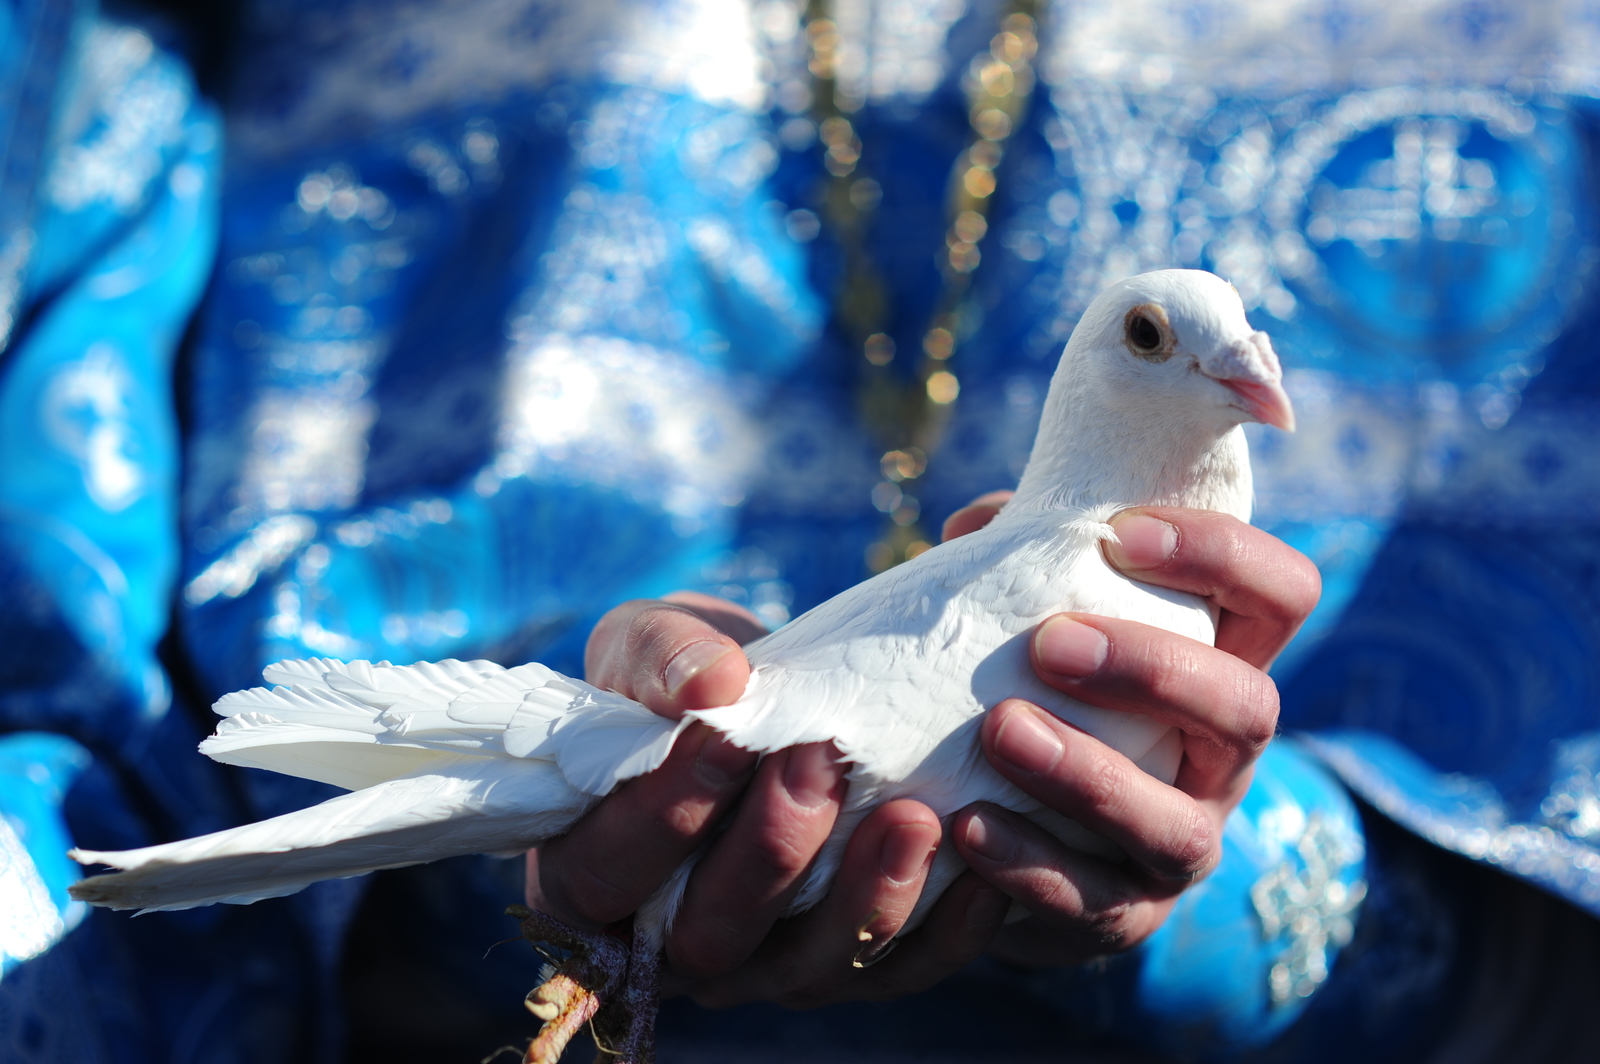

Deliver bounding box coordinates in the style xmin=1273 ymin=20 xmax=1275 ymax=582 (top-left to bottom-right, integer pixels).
xmin=1068 ymin=269 xmax=1294 ymax=433
xmin=1012 ymin=269 xmax=1292 ymax=518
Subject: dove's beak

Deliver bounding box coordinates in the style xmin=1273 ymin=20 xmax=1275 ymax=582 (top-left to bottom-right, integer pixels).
xmin=1201 ymin=331 xmax=1296 ymax=432
xmin=1217 ymin=377 xmax=1296 ymax=432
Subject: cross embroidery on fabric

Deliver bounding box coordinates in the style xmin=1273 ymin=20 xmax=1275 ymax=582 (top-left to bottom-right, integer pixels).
xmin=1250 ymin=811 xmax=1368 ymax=1005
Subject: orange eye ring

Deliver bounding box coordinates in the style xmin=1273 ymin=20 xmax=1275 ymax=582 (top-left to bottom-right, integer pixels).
xmin=1124 ymin=303 xmax=1174 ymax=362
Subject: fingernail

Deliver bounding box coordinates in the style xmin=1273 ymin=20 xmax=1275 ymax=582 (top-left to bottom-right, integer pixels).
xmin=965 ymin=886 xmax=1010 ymax=930
xmin=879 ymin=824 xmax=935 ymax=885
xmin=695 ymin=731 xmax=756 ymax=788
xmin=992 ymin=705 xmax=1064 ymax=774
xmin=961 ymin=811 xmax=1018 ymax=863
xmin=783 ymin=743 xmax=844 ymax=808
xmin=1105 ymin=513 xmax=1178 ymax=571
xmin=852 ymin=933 xmax=899 ymax=969
xmin=664 ymin=640 xmax=732 ymax=697
xmin=1034 ymin=617 xmax=1108 ymax=679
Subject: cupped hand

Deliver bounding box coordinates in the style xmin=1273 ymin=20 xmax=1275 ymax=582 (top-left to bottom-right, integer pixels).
xmin=528 ymin=592 xmax=881 ymax=989
xmin=942 ymin=493 xmax=1320 ymax=966
xmin=528 ymin=591 xmax=1006 ymax=1005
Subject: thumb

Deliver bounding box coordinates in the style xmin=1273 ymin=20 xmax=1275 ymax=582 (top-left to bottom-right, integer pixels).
xmin=942 ymin=490 xmax=1015 ymax=542
xmin=584 ymin=599 xmax=753 ymax=719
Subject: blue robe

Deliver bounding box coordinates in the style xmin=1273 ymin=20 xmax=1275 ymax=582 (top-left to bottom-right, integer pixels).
xmin=2 ymin=1 xmax=1597 ymax=1061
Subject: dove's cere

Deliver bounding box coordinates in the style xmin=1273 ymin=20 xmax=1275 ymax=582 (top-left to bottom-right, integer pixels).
xmin=71 ymin=270 xmax=1294 ymax=1064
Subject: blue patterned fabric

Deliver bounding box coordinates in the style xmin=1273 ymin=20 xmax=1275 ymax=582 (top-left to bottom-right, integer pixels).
xmin=0 ymin=9 xmax=339 ymax=1064
xmin=961 ymin=0 xmax=1600 ymax=909
xmin=1021 ymin=740 xmax=1369 ymax=1057
xmin=5 ymin=0 xmax=1600 ymax=1061
xmin=0 ymin=733 xmax=89 ymax=977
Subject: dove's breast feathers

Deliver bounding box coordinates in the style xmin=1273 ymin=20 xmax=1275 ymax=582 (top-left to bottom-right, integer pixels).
xmin=696 ymin=505 xmax=1211 ymax=812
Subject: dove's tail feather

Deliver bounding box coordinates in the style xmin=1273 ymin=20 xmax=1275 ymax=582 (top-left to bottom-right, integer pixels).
xmin=69 ymin=756 xmax=592 ymax=912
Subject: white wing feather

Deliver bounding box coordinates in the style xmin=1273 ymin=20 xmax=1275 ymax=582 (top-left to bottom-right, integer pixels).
xmin=72 ymin=658 xmax=691 ymax=911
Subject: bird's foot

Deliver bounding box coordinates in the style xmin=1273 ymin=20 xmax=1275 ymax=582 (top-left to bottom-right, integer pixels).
xmin=589 ymin=926 xmax=659 ymax=1064
xmin=508 ymin=906 xmax=660 ymax=1064
xmin=508 ymin=905 xmax=629 ymax=1064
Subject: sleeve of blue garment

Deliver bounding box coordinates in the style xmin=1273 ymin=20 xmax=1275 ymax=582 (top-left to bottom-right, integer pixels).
xmin=0 ymin=12 xmax=220 ymax=971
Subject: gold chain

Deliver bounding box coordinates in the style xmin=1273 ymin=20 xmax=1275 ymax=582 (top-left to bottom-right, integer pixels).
xmin=802 ymin=1 xmax=1041 ymax=571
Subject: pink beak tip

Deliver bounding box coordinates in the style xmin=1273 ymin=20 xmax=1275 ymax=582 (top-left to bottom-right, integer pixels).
xmin=1220 ymin=377 xmax=1296 ymax=433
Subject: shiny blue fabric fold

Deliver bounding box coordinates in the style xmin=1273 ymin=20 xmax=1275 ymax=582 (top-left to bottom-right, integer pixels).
xmin=8 ymin=2 xmax=1600 ymax=1062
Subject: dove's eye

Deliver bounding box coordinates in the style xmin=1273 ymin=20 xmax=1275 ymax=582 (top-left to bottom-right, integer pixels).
xmin=1123 ymin=304 xmax=1173 ymax=362
xmin=1128 ymin=315 xmax=1160 ymax=350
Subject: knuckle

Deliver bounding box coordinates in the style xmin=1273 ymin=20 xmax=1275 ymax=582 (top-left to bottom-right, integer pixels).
xmin=1214 ymin=520 xmax=1252 ymax=573
xmin=1157 ymin=805 xmax=1217 ymax=882
xmin=628 ymin=606 xmax=686 ymax=658
xmin=585 ymin=600 xmax=653 ymax=685
xmin=746 ymin=831 xmax=815 ymax=883
xmin=1031 ymin=869 xmax=1087 ymax=921
xmin=1032 ymin=869 xmax=1143 ymax=952
xmin=1079 ymin=753 xmax=1128 ymax=812
xmin=1257 ymin=554 xmax=1321 ymax=629
xmin=1232 ymin=670 xmax=1281 ymax=751
xmin=1083 ymin=895 xmax=1139 ymax=952
xmin=1284 ymin=555 xmax=1324 ymax=620
xmin=1141 ymin=638 xmax=1202 ymax=706
xmin=649 ymin=796 xmax=708 ymax=841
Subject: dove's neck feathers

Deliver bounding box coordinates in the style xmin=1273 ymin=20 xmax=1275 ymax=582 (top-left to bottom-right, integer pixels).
xmin=1007 ymin=347 xmax=1254 ymax=523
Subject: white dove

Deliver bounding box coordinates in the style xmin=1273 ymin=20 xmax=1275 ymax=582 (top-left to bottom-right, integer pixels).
xmin=70 ymin=269 xmax=1293 ymax=1063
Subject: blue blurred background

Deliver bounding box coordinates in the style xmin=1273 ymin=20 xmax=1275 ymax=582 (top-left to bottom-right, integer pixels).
xmin=4 ymin=1 xmax=1600 ymax=1062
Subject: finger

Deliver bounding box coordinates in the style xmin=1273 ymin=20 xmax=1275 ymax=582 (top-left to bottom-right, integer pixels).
xmin=584 ymin=600 xmax=751 ymax=718
xmin=666 ymin=743 xmax=848 ymax=979
xmin=661 ymin=590 xmax=769 ymax=645
xmin=1029 ymin=614 xmax=1278 ymax=801
xmin=850 ymin=870 xmax=1010 ymax=998
xmin=1101 ymin=508 xmax=1321 ymax=668
xmin=689 ymin=800 xmax=942 ymax=1009
xmin=530 ymin=723 xmax=758 ymax=927
xmin=953 ymin=803 xmax=1176 ymax=960
xmin=980 ymin=701 xmax=1219 ymax=883
xmin=941 ymin=490 xmax=1015 ymax=542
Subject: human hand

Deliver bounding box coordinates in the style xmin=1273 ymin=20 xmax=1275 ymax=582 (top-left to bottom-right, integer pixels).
xmin=529 ymin=493 xmax=1318 ymax=1001
xmin=942 ymin=492 xmax=1321 ymax=966
xmin=528 ymin=594 xmax=1001 ymax=1007
xmin=526 ymin=591 xmax=760 ymax=937
xmin=528 ymin=592 xmax=919 ymax=994
xmin=678 ymin=495 xmax=1317 ymax=1001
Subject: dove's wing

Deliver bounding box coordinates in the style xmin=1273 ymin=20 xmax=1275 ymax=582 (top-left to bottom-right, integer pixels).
xmin=203 ymin=657 xmax=693 ymax=795
xmin=71 ymin=657 xmax=696 ymax=911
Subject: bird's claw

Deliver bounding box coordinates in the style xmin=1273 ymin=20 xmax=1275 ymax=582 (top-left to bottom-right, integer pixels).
xmin=508 ymin=905 xmax=658 ymax=1064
